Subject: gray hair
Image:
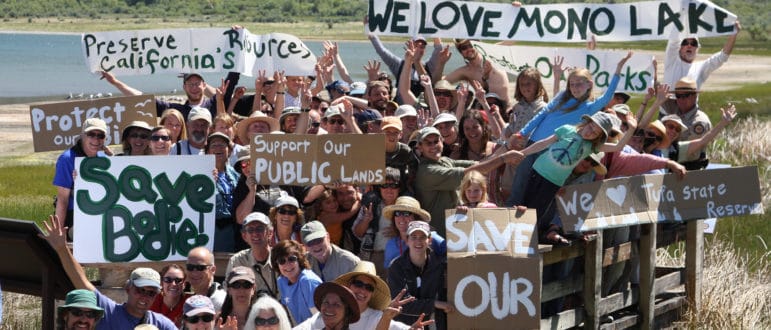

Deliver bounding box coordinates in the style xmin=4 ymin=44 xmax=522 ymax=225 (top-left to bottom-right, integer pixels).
xmin=243 ymin=295 xmax=292 ymax=330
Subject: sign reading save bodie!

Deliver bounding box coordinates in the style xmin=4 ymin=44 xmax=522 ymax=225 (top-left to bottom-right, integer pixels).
xmin=250 ymin=134 xmax=385 ymax=186
xmin=367 ymin=0 xmax=737 ymax=42
xmin=73 ymin=155 xmax=216 ymax=263
xmin=556 ymin=166 xmax=763 ymax=232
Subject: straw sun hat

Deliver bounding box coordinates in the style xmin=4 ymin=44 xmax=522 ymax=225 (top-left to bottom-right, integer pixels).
xmin=334 ymin=261 xmax=391 ymax=310
xmin=382 ymin=196 xmax=431 ymax=222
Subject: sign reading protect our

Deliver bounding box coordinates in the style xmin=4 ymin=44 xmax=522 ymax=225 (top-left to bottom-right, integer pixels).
xmin=446 ymin=208 xmax=541 ymax=329
xmin=29 ymin=95 xmax=157 ymax=152
xmin=73 ymin=155 xmax=216 ymax=263
xmin=556 ymin=166 xmax=763 ymax=232
xmin=367 ymin=0 xmax=737 ymax=42
xmin=250 ymin=134 xmax=386 ymax=186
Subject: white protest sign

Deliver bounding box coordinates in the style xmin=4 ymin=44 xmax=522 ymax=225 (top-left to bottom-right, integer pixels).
xmin=367 ymin=0 xmax=737 ymax=42
xmin=472 ymin=42 xmax=654 ymax=93
xmin=82 ymin=28 xmax=316 ymax=77
xmin=73 ymin=155 xmax=216 ymax=263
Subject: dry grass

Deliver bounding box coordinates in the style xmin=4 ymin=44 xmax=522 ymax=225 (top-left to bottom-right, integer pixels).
xmin=0 ymin=292 xmax=42 ymax=330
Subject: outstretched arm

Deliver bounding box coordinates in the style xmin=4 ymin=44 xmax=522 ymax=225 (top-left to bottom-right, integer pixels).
xmin=398 ymin=41 xmax=419 ymax=106
xmin=100 ymin=71 xmax=143 ymax=96
xmin=685 ymin=104 xmax=737 ymax=158
xmin=39 ymin=215 xmax=95 ymax=291
xmin=722 ymin=21 xmax=741 ymax=56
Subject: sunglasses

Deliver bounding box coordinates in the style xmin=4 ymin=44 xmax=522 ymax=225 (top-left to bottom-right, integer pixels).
xmin=278 ymin=255 xmax=299 ymax=265
xmin=255 ymin=316 xmax=279 ymax=326
xmin=150 ymin=135 xmax=171 ymax=142
xmin=133 ymin=286 xmax=159 ymax=298
xmin=328 ymin=118 xmax=345 ymax=125
xmin=243 ymin=226 xmax=267 ymax=234
xmin=277 ymin=207 xmax=297 ymax=215
xmin=229 ymin=281 xmax=254 ymax=289
xmin=186 ymin=314 xmax=215 ymax=323
xmin=186 ymin=264 xmax=211 ymax=272
xmin=381 ymin=183 xmax=400 ymax=189
xmin=435 ymin=91 xmax=453 ymax=97
xmin=680 ymin=39 xmax=699 ymax=47
xmin=675 ymin=93 xmax=695 ymax=99
xmin=394 ymin=210 xmax=413 ymax=217
xmin=86 ymin=131 xmax=106 ymax=139
xmin=162 ymin=277 xmax=184 ymax=284
xmin=644 ymin=131 xmax=664 ymax=142
xmin=129 ymin=133 xmax=150 ymax=140
xmin=311 ymin=122 xmax=321 ymax=128
xmin=350 ymin=279 xmax=376 ymax=292
xmin=69 ymin=308 xmax=101 ymax=319
xmin=665 ymin=123 xmax=683 ymax=133
xmin=633 ymin=129 xmax=645 ymax=138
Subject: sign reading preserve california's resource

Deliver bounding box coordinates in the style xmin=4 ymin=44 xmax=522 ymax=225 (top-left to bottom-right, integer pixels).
xmin=446 ymin=208 xmax=541 ymax=329
xmin=73 ymin=155 xmax=216 ymax=263
xmin=367 ymin=0 xmax=737 ymax=42
xmin=82 ymin=29 xmax=316 ymax=77
xmin=556 ymin=166 xmax=763 ymax=232
xmin=250 ymin=134 xmax=386 ymax=186
xmin=29 ymin=95 xmax=157 ymax=152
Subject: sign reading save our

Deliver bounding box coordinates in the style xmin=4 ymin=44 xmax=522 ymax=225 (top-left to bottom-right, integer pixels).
xmin=367 ymin=0 xmax=737 ymax=42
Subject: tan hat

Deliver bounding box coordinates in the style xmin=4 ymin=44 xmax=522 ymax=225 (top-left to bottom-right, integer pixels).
xmin=671 ymin=77 xmax=700 ymax=94
xmin=661 ymin=114 xmax=688 ymax=132
xmin=334 ymin=261 xmax=391 ymax=310
xmin=382 ymin=196 xmax=431 ymax=221
xmin=130 ymin=267 xmax=161 ymax=289
xmin=433 ymin=79 xmax=456 ymax=92
xmin=226 ymin=266 xmax=256 ymax=284
xmin=587 ymin=152 xmax=607 ymax=176
xmin=237 ymin=111 xmax=279 ymax=144
xmin=301 ymin=220 xmax=327 ymax=244
xmin=381 ymin=116 xmax=402 ymax=131
xmin=188 ymin=106 xmax=212 ymax=124
xmin=82 ymin=117 xmax=107 ymax=134
xmin=645 ymin=120 xmax=671 ymax=147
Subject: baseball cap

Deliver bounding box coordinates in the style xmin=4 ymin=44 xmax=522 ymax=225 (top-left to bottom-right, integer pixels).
xmin=432 ymin=113 xmax=457 ymax=127
xmin=82 ymin=117 xmax=107 ymax=134
xmin=130 ymin=267 xmax=161 ymax=289
xmin=243 ymin=212 xmax=270 ymax=226
xmin=417 ymin=126 xmax=440 ymax=142
xmin=407 ymin=221 xmax=431 ymax=236
xmin=381 ymin=116 xmax=402 ymax=131
xmin=274 ymin=195 xmax=299 ymax=209
xmin=183 ymin=295 xmax=215 ymax=317
xmin=301 ymin=221 xmax=327 ymax=244
xmin=395 ymin=105 xmax=417 ymax=118
xmin=349 ymin=82 xmax=367 ymax=96
xmin=226 ymin=266 xmax=256 ymax=284
xmin=181 ymin=73 xmax=204 ymax=82
xmin=187 ymin=106 xmax=212 ymax=124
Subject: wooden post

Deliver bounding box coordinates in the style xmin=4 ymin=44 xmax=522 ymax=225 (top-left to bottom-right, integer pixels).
xmin=583 ymin=234 xmax=602 ymax=328
xmin=638 ymin=224 xmax=656 ymax=329
xmin=686 ymin=220 xmax=704 ymax=311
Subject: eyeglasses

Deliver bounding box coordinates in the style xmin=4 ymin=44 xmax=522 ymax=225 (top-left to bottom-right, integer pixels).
xmin=133 ymin=286 xmax=159 ymax=298
xmin=394 ymin=210 xmax=413 ymax=217
xmin=664 ymin=123 xmax=683 ymax=133
xmin=277 ymin=207 xmax=297 ymax=215
xmin=644 ymin=131 xmax=664 ymax=142
xmin=186 ymin=264 xmax=211 ymax=272
xmin=381 ymin=183 xmax=400 ymax=189
xmin=457 ymin=43 xmax=473 ymax=51
xmin=435 ymin=91 xmax=453 ymax=98
xmin=185 ymin=81 xmax=204 ymax=87
xmin=680 ymin=39 xmax=699 ymax=47
xmin=277 ymin=255 xmax=299 ymax=265
xmin=243 ymin=226 xmax=267 ymax=234
xmin=675 ymin=93 xmax=694 ymax=99
xmin=305 ymin=237 xmax=324 ymax=247
xmin=254 ymin=316 xmax=279 ymax=326
xmin=328 ymin=118 xmax=345 ymax=125
xmin=229 ymin=281 xmax=254 ymax=289
xmin=129 ymin=133 xmax=150 ymax=140
xmin=86 ymin=131 xmax=106 ymax=140
xmin=186 ymin=314 xmax=215 ymax=323
xmin=69 ymin=308 xmax=101 ymax=319
xmin=350 ymin=279 xmax=375 ymax=292
xmin=150 ymin=135 xmax=171 ymax=142
xmin=162 ymin=276 xmax=184 ymax=284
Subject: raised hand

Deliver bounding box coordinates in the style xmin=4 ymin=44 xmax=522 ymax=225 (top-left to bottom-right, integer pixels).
xmin=721 ymin=103 xmax=737 ymax=123
xmin=40 ymin=215 xmax=68 ymax=250
xmin=364 ymin=60 xmax=382 ymax=82
xmin=552 ymin=56 xmax=565 ymax=80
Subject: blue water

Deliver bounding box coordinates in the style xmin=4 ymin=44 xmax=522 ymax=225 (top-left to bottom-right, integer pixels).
xmin=0 ymin=33 xmax=464 ymax=102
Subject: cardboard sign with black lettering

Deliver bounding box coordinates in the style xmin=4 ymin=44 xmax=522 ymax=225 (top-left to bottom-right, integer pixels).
xmin=446 ymin=208 xmax=541 ymax=329
xmin=556 ymin=166 xmax=763 ymax=232
xmin=250 ymin=134 xmax=385 ymax=186
xmin=29 ymin=95 xmax=158 ymax=152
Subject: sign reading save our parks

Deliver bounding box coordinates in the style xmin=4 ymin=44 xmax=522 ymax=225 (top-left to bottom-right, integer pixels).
xmin=73 ymin=155 xmax=215 ymax=263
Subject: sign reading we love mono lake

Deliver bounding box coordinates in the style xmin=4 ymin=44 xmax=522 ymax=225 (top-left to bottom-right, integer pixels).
xmin=556 ymin=166 xmax=763 ymax=232
xmin=73 ymin=155 xmax=215 ymax=263
xmin=367 ymin=0 xmax=737 ymax=42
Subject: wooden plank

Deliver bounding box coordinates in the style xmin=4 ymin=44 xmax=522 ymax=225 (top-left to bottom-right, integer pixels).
xmin=653 ymin=296 xmax=687 ymax=329
xmin=656 ymin=223 xmax=687 ymax=247
xmin=598 ymin=287 xmax=638 ymax=316
xmin=540 ymin=306 xmax=585 ymax=330
xmin=638 ymin=223 xmax=656 ymax=329
xmin=542 ymin=273 xmax=583 ymax=302
xmin=602 ymin=241 xmax=633 ymax=267
xmin=583 ymin=233 xmax=602 ymax=329
xmin=653 ymin=268 xmax=685 ymax=295
xmin=599 ymin=313 xmax=639 ymax=330
xmin=686 ymin=220 xmax=704 ymax=311
xmin=542 ymin=244 xmax=583 ymax=266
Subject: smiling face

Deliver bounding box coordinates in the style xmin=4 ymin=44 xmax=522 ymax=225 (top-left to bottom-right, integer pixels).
xmin=663 ymin=120 xmax=683 ymax=142
xmin=393 ymin=211 xmax=415 ymax=236
xmin=464 ymin=182 xmax=484 ymax=204
xmin=162 ymin=115 xmax=183 ymax=142
xmin=679 ymin=38 xmax=699 ymax=63
xmin=434 ymin=89 xmax=454 ymax=110
xmin=305 ymin=234 xmax=332 ymax=264
xmin=348 ymin=275 xmax=375 ymax=312
xmin=418 ymin=134 xmax=443 ymax=161
xmin=188 ymin=119 xmax=210 ymax=146
xmin=579 ymin=122 xmax=603 ymax=141
xmin=283 ymin=114 xmax=299 ymax=133
xmin=435 ymin=122 xmax=457 ymax=144
xmin=81 ymin=130 xmax=106 ymax=157
xmin=161 ymin=267 xmax=185 ymax=299
xmin=278 ymin=253 xmax=301 ymax=283
xmin=63 ymin=308 xmax=100 ymax=330
xmin=150 ymin=129 xmax=172 ymax=155
xmin=568 ymin=75 xmax=592 ymax=99
xmin=186 ymin=248 xmax=215 ymax=291
xmin=461 ymin=117 xmax=484 ymax=143
xmin=367 ymin=85 xmax=390 ymax=111
xmin=320 ymin=293 xmax=346 ymax=329
xmin=227 ymin=280 xmax=255 ymax=306
xmin=275 ymin=205 xmax=298 ymax=230
xmin=407 ymin=230 xmax=430 ymax=251
xmin=125 ymin=285 xmax=159 ymax=318
xmin=126 ymin=127 xmax=150 ymax=155
xmin=241 ymin=222 xmax=271 ymax=249
xmin=183 ymin=77 xmax=206 ymax=104
xmin=206 ymin=136 xmax=230 ymax=166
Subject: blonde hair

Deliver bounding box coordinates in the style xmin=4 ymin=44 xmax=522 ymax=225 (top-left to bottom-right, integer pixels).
xmin=556 ymin=68 xmax=593 ymax=113
xmin=459 ymin=170 xmax=489 ymax=205
xmin=160 ymin=109 xmax=187 ymax=142
xmin=575 ymin=121 xmax=607 ymax=150
xmin=514 ymin=68 xmax=548 ymax=103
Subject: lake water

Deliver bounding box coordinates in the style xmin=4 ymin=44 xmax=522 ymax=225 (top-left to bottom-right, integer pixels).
xmin=0 ymin=32 xmax=465 ymax=104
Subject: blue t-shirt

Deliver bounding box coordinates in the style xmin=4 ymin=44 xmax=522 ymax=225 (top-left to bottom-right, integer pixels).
xmin=94 ymin=289 xmax=177 ymax=330
xmin=533 ymin=125 xmax=594 ymax=186
xmin=384 ymin=232 xmax=446 ymax=268
xmin=277 ymin=269 xmax=322 ymax=324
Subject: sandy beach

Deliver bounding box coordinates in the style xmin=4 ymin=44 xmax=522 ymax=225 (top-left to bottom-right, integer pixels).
xmin=2 ymin=52 xmax=769 ymax=158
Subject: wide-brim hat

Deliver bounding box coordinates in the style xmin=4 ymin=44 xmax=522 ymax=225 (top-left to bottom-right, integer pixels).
xmin=613 ymin=92 xmax=631 ymax=104
xmin=382 ymin=196 xmax=430 ymax=221
xmin=237 ymin=111 xmax=279 ymax=144
xmin=646 ymin=120 xmax=671 ymax=147
xmin=57 ymin=289 xmax=104 ymax=315
xmin=670 ymin=77 xmax=700 ymax=94
xmin=334 ymin=261 xmax=390 ymax=310
xmin=121 ymin=120 xmax=153 ymax=140
xmin=587 ymin=152 xmax=607 ymax=176
xmin=313 ymin=282 xmax=361 ymax=324
xmin=660 ymin=114 xmax=688 ymax=132
xmin=433 ymin=80 xmax=456 ymax=92
xmin=581 ymin=112 xmax=613 ymax=143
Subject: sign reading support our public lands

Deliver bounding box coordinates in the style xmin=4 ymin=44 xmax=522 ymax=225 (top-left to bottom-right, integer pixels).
xmin=367 ymin=0 xmax=737 ymax=42
xmin=29 ymin=95 xmax=157 ymax=152
xmin=82 ymin=29 xmax=316 ymax=77
xmin=446 ymin=208 xmax=541 ymax=329
xmin=73 ymin=155 xmax=216 ymax=263
xmin=556 ymin=166 xmax=763 ymax=232
xmin=250 ymin=134 xmax=386 ymax=186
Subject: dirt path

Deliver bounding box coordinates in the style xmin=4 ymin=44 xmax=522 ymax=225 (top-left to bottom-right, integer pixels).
xmin=1 ymin=53 xmax=769 ymax=158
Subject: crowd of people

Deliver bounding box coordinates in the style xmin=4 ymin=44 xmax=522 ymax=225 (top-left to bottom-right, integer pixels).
xmin=46 ymin=17 xmax=742 ymax=329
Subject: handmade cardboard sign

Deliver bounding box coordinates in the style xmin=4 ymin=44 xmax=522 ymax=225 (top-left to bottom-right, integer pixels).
xmin=471 ymin=42 xmax=654 ymax=93
xmin=82 ymin=29 xmax=316 ymax=77
xmin=250 ymin=134 xmax=385 ymax=186
xmin=556 ymin=166 xmax=763 ymax=232
xmin=367 ymin=0 xmax=737 ymax=42
xmin=446 ymin=208 xmax=541 ymax=328
xmin=73 ymin=155 xmax=216 ymax=263
xmin=29 ymin=95 xmax=157 ymax=152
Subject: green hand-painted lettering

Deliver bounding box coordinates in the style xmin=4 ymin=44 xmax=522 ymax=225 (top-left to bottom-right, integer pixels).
xmin=77 ymin=157 xmax=119 ymax=215
xmin=119 ymin=165 xmax=158 ymax=203
xmin=103 ymin=205 xmax=141 ymax=262
xmin=186 ymin=174 xmax=215 ymax=213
